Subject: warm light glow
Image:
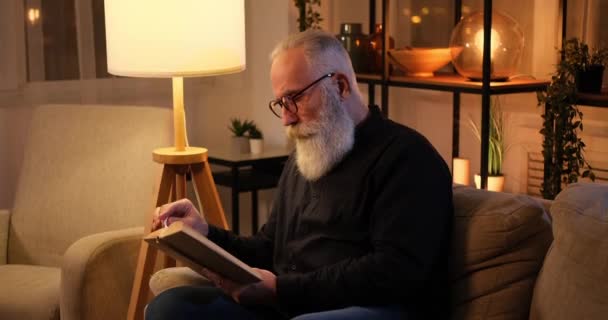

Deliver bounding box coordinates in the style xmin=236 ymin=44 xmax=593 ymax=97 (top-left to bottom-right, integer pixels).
xmin=462 ymin=6 xmax=471 ymax=15
xmin=421 ymin=7 xmax=430 ymax=15
xmin=453 ymin=158 xmax=471 ymax=186
xmin=104 ymin=0 xmax=246 ymax=77
xmin=411 ymin=15 xmax=422 ymax=24
xmin=474 ymin=28 xmax=500 ymax=58
xmin=434 ymin=7 xmax=447 ymax=15
xmin=450 ymin=10 xmax=524 ymax=80
xmin=27 ymin=8 xmax=40 ymax=24
xmin=104 ymin=0 xmax=246 ymax=151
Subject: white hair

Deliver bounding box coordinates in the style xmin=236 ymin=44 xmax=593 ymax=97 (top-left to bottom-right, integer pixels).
xmin=270 ymin=29 xmax=362 ymax=101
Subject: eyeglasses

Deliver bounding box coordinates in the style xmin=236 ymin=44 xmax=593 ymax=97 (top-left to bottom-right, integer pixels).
xmin=268 ymin=72 xmax=335 ymax=118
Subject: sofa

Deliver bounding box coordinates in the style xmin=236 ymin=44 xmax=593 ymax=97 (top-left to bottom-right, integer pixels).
xmin=0 ymin=104 xmax=172 ymax=320
xmin=149 ymin=182 xmax=608 ymax=319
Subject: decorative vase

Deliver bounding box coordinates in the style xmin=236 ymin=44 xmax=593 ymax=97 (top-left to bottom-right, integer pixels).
xmin=576 ymin=65 xmax=605 ymax=93
xmin=249 ymin=138 xmax=263 ymax=154
xmin=336 ymin=23 xmax=372 ymax=73
xmin=369 ymin=23 xmax=394 ymax=74
xmin=474 ymin=174 xmax=505 ymax=192
xmin=231 ymin=136 xmax=250 ymax=154
xmin=449 ymin=10 xmax=524 ymax=81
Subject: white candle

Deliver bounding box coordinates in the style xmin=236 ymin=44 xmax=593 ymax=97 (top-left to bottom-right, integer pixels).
xmin=453 ymin=157 xmax=471 ymax=186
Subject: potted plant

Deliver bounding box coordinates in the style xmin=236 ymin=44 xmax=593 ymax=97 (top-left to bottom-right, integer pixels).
xmin=560 ymin=38 xmax=608 ymax=93
xmin=293 ymin=0 xmax=322 ymax=31
xmin=247 ymin=124 xmax=264 ymax=155
xmin=228 ymin=118 xmax=254 ymax=154
xmin=468 ymin=97 xmax=508 ymax=192
xmin=537 ymin=38 xmax=598 ymax=200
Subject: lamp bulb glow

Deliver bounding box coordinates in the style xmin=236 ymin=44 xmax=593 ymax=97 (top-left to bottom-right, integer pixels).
xmin=474 ymin=28 xmax=500 ymax=58
xmin=27 ymin=8 xmax=40 ymax=24
xmin=449 ymin=10 xmax=524 ymax=80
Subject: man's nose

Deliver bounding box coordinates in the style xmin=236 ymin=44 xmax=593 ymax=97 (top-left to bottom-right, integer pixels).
xmin=282 ymin=108 xmax=298 ymax=126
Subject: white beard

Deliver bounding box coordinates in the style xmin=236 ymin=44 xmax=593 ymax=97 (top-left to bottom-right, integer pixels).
xmin=285 ymin=86 xmax=355 ymax=181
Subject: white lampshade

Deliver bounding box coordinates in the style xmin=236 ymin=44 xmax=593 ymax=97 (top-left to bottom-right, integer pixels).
xmin=104 ymin=0 xmax=246 ymax=78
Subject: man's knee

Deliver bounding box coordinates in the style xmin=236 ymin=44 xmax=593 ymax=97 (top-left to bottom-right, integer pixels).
xmin=291 ymin=305 xmax=406 ymax=320
xmin=145 ymin=286 xmax=222 ymax=320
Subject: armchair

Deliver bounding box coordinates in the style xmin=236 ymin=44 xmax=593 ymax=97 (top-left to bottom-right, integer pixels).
xmin=0 ymin=104 xmax=172 ymax=320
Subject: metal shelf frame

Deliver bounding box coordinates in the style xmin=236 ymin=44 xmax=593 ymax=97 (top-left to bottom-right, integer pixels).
xmin=362 ymin=0 xmax=549 ymax=189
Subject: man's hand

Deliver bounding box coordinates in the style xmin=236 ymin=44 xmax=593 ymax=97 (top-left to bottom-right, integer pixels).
xmin=201 ymin=268 xmax=278 ymax=306
xmin=151 ymin=198 xmax=209 ymax=236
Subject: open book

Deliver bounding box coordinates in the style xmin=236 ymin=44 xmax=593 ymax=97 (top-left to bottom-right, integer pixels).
xmin=144 ymin=221 xmax=262 ymax=284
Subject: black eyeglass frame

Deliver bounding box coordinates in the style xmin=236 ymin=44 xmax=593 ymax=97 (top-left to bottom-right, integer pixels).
xmin=268 ymin=72 xmax=336 ymax=118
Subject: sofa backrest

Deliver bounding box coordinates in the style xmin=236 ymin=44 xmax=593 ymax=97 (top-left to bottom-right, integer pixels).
xmin=529 ymin=182 xmax=608 ymax=320
xmin=451 ymin=186 xmax=553 ymax=320
xmin=8 ymin=104 xmax=172 ymax=266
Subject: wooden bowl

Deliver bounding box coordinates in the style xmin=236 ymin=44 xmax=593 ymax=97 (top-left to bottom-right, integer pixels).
xmin=388 ymin=47 xmax=455 ymax=77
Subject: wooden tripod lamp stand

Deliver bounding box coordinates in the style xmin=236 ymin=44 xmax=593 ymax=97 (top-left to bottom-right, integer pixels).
xmin=104 ymin=1 xmax=246 ymax=319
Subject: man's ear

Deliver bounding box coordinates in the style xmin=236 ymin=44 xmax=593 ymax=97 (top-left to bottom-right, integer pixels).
xmin=336 ymin=74 xmax=350 ymax=100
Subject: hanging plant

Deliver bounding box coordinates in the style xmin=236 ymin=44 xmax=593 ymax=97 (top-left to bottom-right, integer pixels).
xmin=536 ymin=38 xmax=601 ymax=200
xmin=293 ymin=0 xmax=323 ymax=31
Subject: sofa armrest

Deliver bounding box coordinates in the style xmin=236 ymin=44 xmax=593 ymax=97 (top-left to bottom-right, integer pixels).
xmin=0 ymin=209 xmax=10 ymax=265
xmin=60 ymin=226 xmax=144 ymax=320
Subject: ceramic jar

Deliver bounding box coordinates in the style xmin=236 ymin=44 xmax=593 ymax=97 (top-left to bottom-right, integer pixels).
xmin=369 ymin=23 xmax=394 ymax=74
xmin=337 ymin=23 xmax=372 ymax=73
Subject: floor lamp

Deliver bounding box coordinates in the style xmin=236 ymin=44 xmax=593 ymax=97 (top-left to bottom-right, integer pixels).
xmin=104 ymin=1 xmax=246 ymax=319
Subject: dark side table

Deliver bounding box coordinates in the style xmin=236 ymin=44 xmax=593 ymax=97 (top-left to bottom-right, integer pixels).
xmin=208 ymin=145 xmax=291 ymax=235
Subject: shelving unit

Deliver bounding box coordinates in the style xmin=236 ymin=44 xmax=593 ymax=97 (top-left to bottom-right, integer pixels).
xmin=359 ymin=0 xmax=549 ymax=189
xmin=576 ymin=91 xmax=608 ymax=108
xmin=359 ymin=73 xmax=548 ymax=94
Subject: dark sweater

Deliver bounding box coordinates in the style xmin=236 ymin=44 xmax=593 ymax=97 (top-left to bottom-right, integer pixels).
xmin=208 ymin=105 xmax=453 ymax=318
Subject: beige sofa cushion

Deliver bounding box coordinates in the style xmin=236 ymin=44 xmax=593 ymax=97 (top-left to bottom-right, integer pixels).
xmin=529 ymin=183 xmax=608 ymax=320
xmin=0 ymin=265 xmax=60 ymax=320
xmin=451 ymin=186 xmax=552 ymax=320
xmin=8 ymin=104 xmax=171 ymax=267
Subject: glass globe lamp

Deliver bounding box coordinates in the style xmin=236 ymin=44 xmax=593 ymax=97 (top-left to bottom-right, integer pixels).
xmin=449 ymin=11 xmax=524 ymax=81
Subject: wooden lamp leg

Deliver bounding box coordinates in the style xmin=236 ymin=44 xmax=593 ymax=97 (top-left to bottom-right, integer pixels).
xmin=191 ymin=162 xmax=229 ymax=229
xmin=127 ymin=150 xmax=227 ymax=320
xmin=127 ymin=165 xmax=175 ymax=320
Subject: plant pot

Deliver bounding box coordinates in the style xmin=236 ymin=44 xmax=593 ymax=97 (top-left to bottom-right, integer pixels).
xmin=474 ymin=174 xmax=505 ymax=192
xmin=231 ymin=136 xmax=250 ymax=154
xmin=576 ymin=65 xmax=605 ymax=93
xmin=249 ymin=138 xmax=263 ymax=154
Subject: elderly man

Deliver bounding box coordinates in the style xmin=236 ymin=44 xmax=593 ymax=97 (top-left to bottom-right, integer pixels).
xmin=146 ymin=30 xmax=453 ymax=320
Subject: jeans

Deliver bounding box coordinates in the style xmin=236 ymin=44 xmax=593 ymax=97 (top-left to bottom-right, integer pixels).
xmin=145 ymin=286 xmax=407 ymax=320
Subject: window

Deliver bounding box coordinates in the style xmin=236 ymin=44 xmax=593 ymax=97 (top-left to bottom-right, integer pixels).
xmin=24 ymin=0 xmax=110 ymax=81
